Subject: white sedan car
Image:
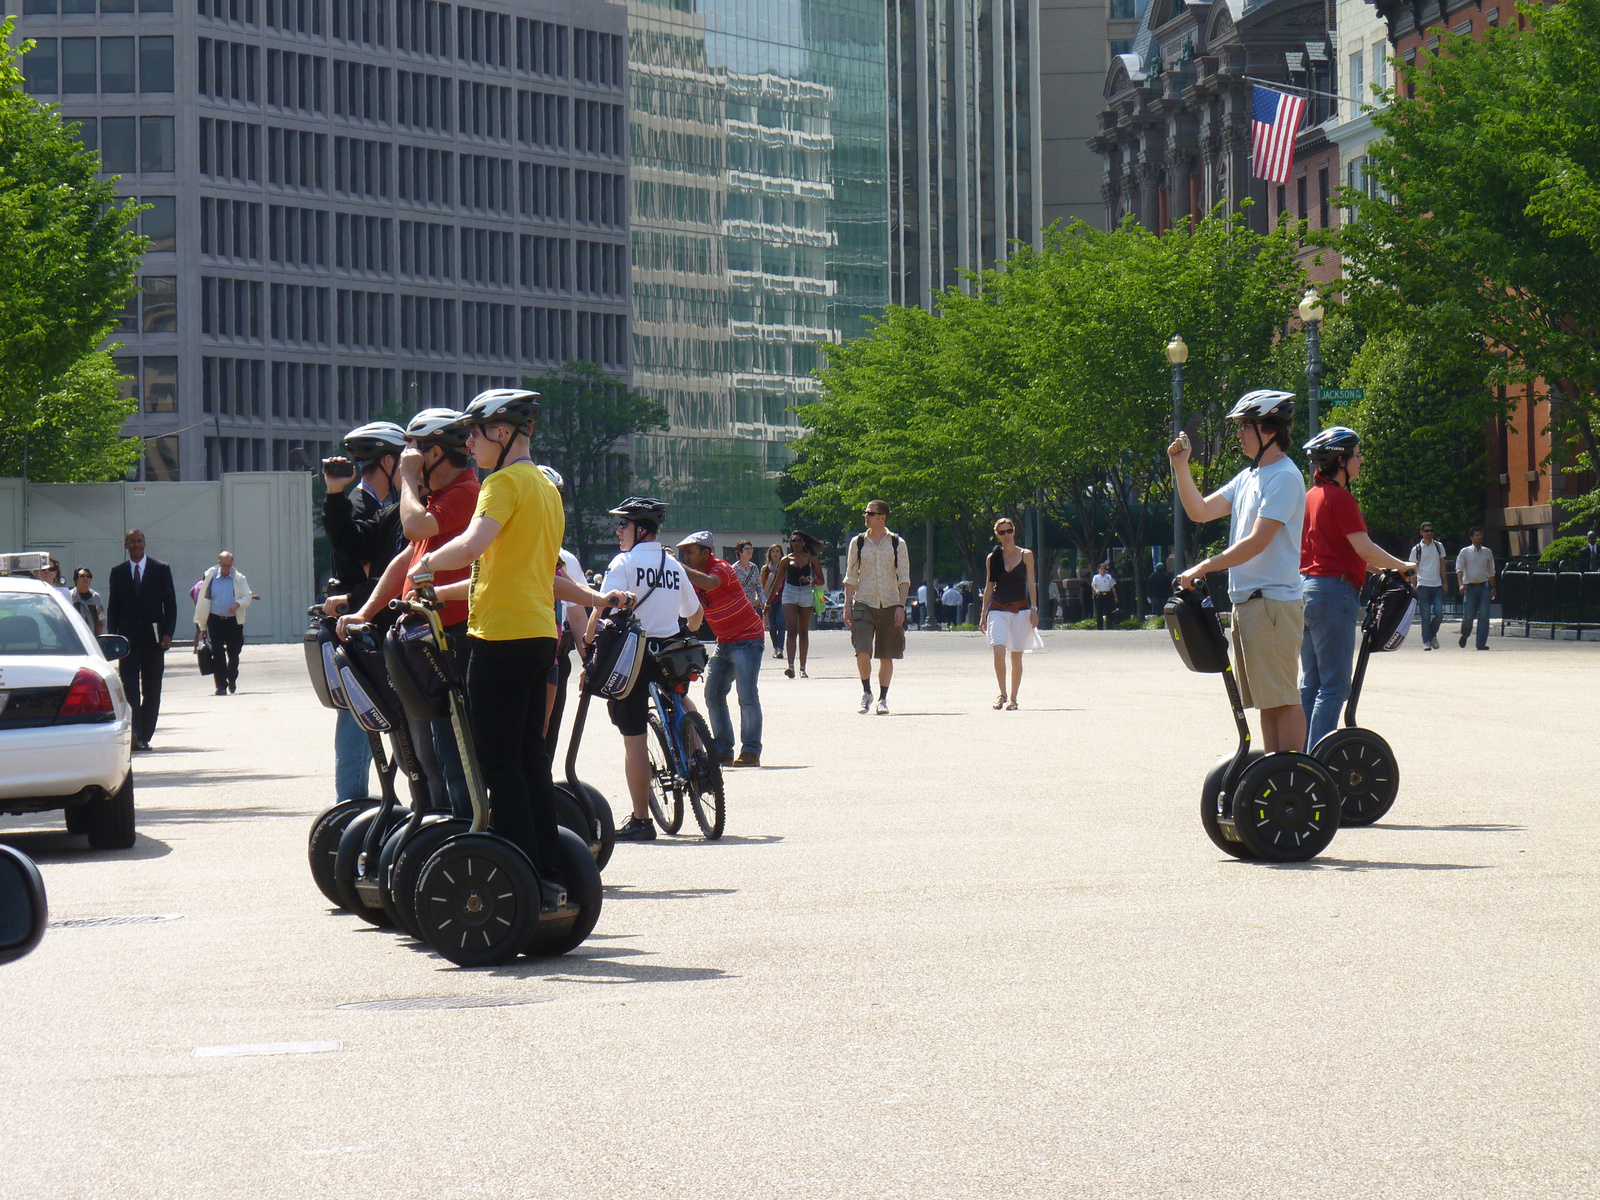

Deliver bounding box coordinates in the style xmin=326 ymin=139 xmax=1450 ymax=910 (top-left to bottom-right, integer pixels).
xmin=0 ymin=565 xmax=136 ymax=849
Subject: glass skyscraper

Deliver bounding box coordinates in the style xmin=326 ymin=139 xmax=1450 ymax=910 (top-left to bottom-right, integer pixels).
xmin=626 ymin=0 xmax=888 ymax=534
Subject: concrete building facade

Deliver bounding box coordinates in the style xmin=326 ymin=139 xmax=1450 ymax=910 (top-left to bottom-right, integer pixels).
xmin=9 ymin=0 xmax=630 ymax=482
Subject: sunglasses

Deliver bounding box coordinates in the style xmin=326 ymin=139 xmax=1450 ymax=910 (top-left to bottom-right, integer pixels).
xmin=997 ymin=527 xmax=1015 ymax=535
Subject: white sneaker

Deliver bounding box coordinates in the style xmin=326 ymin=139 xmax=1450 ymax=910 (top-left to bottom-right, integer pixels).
xmin=858 ymin=694 xmax=871 ymax=714
xmin=875 ymin=698 xmax=889 ymax=715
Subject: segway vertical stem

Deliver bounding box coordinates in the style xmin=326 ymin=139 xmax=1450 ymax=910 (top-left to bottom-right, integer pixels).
xmin=1344 ymin=628 xmax=1373 ymax=729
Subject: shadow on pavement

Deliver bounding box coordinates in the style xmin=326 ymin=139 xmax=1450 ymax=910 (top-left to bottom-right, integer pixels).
xmin=477 ymin=947 xmax=733 ymax=985
xmin=1370 ymin=823 xmax=1525 ymax=833
xmin=1265 ymin=858 xmax=1492 ymax=872
xmin=0 ymin=829 xmax=173 ymax=863
xmin=603 ymin=884 xmax=737 ymax=900
xmin=134 ymin=768 xmax=296 ymax=789
xmin=135 ymin=805 xmax=313 ymax=825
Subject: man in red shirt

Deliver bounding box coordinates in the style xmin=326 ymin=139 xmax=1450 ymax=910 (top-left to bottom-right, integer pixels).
xmin=678 ymin=531 xmax=766 ymax=767
xmin=340 ymin=409 xmax=480 ymax=812
xmin=1300 ymin=427 xmax=1415 ymax=752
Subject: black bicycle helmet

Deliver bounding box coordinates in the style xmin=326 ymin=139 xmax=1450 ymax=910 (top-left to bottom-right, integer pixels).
xmin=1303 ymin=425 xmax=1361 ymax=476
xmin=608 ymin=496 xmax=668 ymax=531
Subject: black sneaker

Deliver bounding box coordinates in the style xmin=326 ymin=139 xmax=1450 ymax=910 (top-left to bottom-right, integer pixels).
xmin=1459 ymin=633 xmax=1468 ymax=647
xmin=615 ymin=815 xmax=657 ymax=842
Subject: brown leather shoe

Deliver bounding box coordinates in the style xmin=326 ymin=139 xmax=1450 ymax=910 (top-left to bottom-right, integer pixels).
xmin=730 ymin=753 xmax=761 ymax=768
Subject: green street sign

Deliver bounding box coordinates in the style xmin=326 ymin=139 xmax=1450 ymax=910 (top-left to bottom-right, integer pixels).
xmin=1322 ymin=388 xmax=1364 ymax=407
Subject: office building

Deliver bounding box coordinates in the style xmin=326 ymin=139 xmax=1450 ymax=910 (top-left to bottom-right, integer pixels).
xmin=10 ymin=0 xmax=629 ymax=480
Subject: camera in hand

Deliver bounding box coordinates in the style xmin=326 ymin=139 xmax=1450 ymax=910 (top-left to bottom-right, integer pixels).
xmin=321 ymin=456 xmax=356 ymax=478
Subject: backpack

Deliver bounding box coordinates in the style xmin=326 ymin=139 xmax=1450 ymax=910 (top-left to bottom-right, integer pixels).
xmin=585 ymin=545 xmax=666 ymax=700
xmin=849 ymin=532 xmax=900 ymax=577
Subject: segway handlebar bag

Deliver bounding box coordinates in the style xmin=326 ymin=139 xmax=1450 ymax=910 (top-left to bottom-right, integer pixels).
xmin=303 ymin=618 xmax=346 ymax=710
xmin=384 ymin=613 xmax=460 ymax=723
xmin=1164 ymin=589 xmax=1230 ymax=674
xmin=335 ymin=616 xmax=407 ymax=734
xmin=1365 ymin=571 xmax=1417 ymax=652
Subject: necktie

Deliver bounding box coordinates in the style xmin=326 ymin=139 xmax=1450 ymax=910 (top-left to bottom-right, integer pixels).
xmin=133 ymin=562 xmax=142 ymax=592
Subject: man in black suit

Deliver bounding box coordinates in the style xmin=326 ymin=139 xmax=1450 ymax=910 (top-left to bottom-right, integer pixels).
xmin=1583 ymin=531 xmax=1600 ymax=572
xmin=106 ymin=529 xmax=178 ymax=751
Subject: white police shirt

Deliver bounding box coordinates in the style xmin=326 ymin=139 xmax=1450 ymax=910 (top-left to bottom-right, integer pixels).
xmin=602 ymin=542 xmax=700 ymax=637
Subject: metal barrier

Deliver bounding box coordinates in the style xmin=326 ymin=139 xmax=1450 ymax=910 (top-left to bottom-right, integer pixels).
xmin=1498 ymin=562 xmax=1600 ymax=638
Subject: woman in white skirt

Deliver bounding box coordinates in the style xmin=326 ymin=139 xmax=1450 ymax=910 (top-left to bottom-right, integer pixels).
xmin=978 ymin=517 xmax=1040 ymax=710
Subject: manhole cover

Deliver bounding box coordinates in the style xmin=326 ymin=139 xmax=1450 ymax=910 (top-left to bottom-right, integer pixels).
xmin=336 ymin=995 xmax=552 ymax=1012
xmin=49 ymin=914 xmax=183 ymax=929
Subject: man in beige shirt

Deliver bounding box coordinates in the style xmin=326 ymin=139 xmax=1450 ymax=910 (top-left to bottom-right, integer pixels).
xmin=843 ymin=499 xmax=912 ymax=714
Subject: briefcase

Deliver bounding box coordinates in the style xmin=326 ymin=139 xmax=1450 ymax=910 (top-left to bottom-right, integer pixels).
xmin=197 ymin=636 xmax=214 ymax=676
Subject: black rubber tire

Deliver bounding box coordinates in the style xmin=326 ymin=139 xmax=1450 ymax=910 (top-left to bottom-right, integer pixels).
xmin=1313 ymin=727 xmax=1399 ymax=826
xmin=577 ymin=782 xmax=615 ymax=872
xmin=413 ymin=833 xmax=541 ymax=967
xmin=389 ymin=815 xmax=469 ymax=937
xmin=1231 ymin=752 xmax=1341 ymax=862
xmin=308 ymin=799 xmax=372 ymax=908
xmin=645 ymin=712 xmax=684 ymax=834
xmin=682 ymin=712 xmax=725 ymax=840
xmin=554 ymin=786 xmax=600 ymax=864
xmin=65 ymin=803 xmax=90 ymax=835
xmin=334 ymin=806 xmax=396 ymax=926
xmin=86 ymin=772 xmax=136 ymax=850
xmin=377 ymin=813 xmax=456 ymax=934
xmin=1199 ymin=751 xmax=1261 ymax=860
xmin=524 ymin=827 xmax=604 ymax=958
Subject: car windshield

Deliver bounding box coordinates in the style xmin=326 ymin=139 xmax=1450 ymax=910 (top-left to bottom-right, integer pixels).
xmin=0 ymin=593 xmax=90 ymax=656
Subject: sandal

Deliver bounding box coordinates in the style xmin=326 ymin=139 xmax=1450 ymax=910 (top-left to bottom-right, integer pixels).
xmin=1005 ymin=700 xmax=1018 ymax=711
xmin=993 ymin=695 xmax=1006 ymax=710
xmin=799 ymin=668 xmax=808 ymax=678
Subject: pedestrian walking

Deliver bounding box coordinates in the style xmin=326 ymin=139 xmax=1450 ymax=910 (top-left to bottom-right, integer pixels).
xmin=760 ymin=543 xmax=787 ymax=658
xmin=978 ymin=517 xmax=1040 ymax=710
xmin=732 ymin=541 xmax=765 ymax=615
xmin=843 ymin=500 xmax=911 ymax=714
xmin=1169 ymin=390 xmax=1307 ymax=754
xmin=1091 ymin=563 xmax=1118 ymax=629
xmin=941 ymin=580 xmax=963 ymax=626
xmin=106 ymin=529 xmax=178 ymax=751
xmin=1147 ymin=560 xmax=1173 ymax=614
xmin=1456 ymin=527 xmax=1496 ymax=649
xmin=1409 ymin=522 xmax=1450 ymax=650
xmin=765 ymin=530 xmax=825 ymax=679
xmin=68 ymin=568 xmax=105 ymax=634
xmin=678 ymin=532 xmax=765 ymax=767
xmin=1298 ymin=428 xmax=1417 ymax=751
xmin=192 ymin=551 xmax=252 ymax=695
xmin=1581 ymin=530 xmax=1600 ymax=571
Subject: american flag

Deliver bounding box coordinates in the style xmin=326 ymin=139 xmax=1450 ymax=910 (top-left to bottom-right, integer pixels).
xmin=1251 ymin=86 xmax=1306 ymax=184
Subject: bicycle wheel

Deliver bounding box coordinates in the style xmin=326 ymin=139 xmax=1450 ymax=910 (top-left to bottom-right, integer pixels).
xmin=682 ymin=712 xmax=725 ymax=840
xmin=645 ymin=712 xmax=684 ymax=834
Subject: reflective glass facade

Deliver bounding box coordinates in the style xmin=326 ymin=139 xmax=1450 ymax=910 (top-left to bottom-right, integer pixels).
xmin=627 ymin=0 xmax=888 ymax=533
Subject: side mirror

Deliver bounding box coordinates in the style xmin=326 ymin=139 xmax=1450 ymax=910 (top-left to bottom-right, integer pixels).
xmin=98 ymin=634 xmax=130 ymax=661
xmin=0 ymin=845 xmax=48 ymax=966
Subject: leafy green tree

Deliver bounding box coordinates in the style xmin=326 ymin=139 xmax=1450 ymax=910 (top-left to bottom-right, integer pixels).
xmin=0 ymin=23 xmax=146 ymax=481
xmin=523 ymin=360 xmax=669 ymax=564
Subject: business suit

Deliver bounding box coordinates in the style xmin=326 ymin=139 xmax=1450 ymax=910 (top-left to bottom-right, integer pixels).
xmin=107 ymin=555 xmax=178 ymax=746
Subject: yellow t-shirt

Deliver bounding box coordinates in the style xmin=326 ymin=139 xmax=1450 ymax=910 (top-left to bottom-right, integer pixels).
xmin=466 ymin=460 xmax=564 ymax=641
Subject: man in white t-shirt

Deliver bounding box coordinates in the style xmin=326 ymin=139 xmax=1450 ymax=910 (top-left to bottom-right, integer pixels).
xmin=1091 ymin=563 xmax=1118 ymax=629
xmin=1168 ymin=390 xmax=1308 ymax=753
xmin=590 ymin=497 xmax=704 ymax=842
xmin=1408 ymin=521 xmax=1450 ymax=650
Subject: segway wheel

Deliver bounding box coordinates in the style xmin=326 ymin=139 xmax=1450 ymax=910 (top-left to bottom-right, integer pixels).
xmin=1313 ymin=728 xmax=1399 ymax=826
xmin=682 ymin=712 xmax=725 ymax=840
xmin=377 ymin=813 xmax=456 ymax=934
xmin=389 ymin=815 xmax=470 ymax=937
xmin=334 ymin=806 xmax=397 ymax=927
xmin=1231 ymin=752 xmax=1341 ymax=863
xmin=577 ymin=782 xmax=616 ymax=871
xmin=309 ymin=799 xmax=374 ymax=909
xmin=524 ymin=827 xmax=603 ymax=958
xmin=645 ymin=713 xmax=684 ymax=834
xmin=414 ymin=833 xmax=540 ymax=967
xmin=555 ymin=785 xmax=601 ymax=865
xmin=1199 ymin=752 xmax=1261 ymax=861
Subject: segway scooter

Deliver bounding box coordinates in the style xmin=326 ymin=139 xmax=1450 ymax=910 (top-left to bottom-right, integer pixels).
xmin=388 ymin=575 xmax=602 ymax=966
xmin=1166 ymin=585 xmax=1343 ymax=862
xmin=1311 ymin=569 xmax=1416 ymax=826
xmin=557 ymin=675 xmax=616 ymax=871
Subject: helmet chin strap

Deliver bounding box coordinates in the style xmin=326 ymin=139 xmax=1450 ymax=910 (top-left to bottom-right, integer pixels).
xmin=1249 ymin=422 xmax=1271 ymax=470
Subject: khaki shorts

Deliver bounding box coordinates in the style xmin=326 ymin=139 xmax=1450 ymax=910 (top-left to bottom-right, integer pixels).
xmin=1229 ymin=595 xmax=1304 ymax=710
xmin=850 ymin=603 xmax=905 ymax=659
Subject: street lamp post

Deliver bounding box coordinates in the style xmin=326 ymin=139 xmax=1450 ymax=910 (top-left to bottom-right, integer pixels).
xmin=1165 ymin=333 xmax=1188 ymax=572
xmin=1299 ymin=288 xmax=1325 ymax=439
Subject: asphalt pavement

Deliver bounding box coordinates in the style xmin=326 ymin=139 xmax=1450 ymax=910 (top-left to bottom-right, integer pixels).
xmin=2 ymin=626 xmax=1597 ymax=1199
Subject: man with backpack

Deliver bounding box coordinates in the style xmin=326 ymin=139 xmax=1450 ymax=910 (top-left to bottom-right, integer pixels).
xmin=843 ymin=500 xmax=911 ymax=714
xmin=1409 ymin=522 xmax=1450 ymax=650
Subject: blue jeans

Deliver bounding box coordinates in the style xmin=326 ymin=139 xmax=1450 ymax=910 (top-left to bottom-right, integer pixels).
xmin=334 ymin=705 xmax=372 ymax=801
xmin=704 ymin=638 xmax=763 ymax=758
xmin=1300 ymin=576 xmax=1360 ymax=752
xmin=768 ymin=602 xmax=785 ymax=653
xmin=1415 ymin=585 xmax=1444 ymax=645
xmin=1461 ymin=582 xmax=1491 ymax=648
xmin=431 ymin=717 xmax=471 ymax=817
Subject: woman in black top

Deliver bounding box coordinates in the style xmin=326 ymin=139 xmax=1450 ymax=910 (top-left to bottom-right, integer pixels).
xmin=764 ymin=530 xmax=825 ymax=678
xmin=977 ymin=518 xmax=1038 ymax=709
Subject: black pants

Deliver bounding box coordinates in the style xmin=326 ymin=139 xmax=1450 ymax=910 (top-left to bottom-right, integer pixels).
xmin=465 ymin=635 xmax=561 ymax=878
xmin=206 ymin=615 xmax=243 ymax=690
xmin=1093 ymin=592 xmax=1115 ymax=630
xmin=118 ymin=643 xmax=165 ymax=742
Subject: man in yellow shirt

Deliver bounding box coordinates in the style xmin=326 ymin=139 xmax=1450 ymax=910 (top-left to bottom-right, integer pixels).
xmin=414 ymin=389 xmax=568 ymax=902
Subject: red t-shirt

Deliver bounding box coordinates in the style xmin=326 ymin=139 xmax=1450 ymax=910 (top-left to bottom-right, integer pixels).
xmin=694 ymin=556 xmax=766 ymax=644
xmin=1301 ymin=477 xmax=1368 ymax=590
xmin=404 ymin=469 xmax=481 ymax=628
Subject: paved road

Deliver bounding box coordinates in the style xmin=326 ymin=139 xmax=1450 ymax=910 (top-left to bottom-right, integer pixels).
xmin=3 ymin=628 xmax=1597 ymax=1198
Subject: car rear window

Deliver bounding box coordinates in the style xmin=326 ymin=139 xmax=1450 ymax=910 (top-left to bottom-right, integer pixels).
xmin=0 ymin=594 xmax=90 ymax=656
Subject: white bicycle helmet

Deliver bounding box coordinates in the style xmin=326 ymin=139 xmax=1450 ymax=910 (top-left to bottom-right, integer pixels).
xmin=1226 ymin=390 xmax=1296 ymax=422
xmin=460 ymin=389 xmax=540 ymax=470
xmin=341 ymin=421 xmax=408 ymax=461
xmin=539 ymin=465 xmax=565 ymax=495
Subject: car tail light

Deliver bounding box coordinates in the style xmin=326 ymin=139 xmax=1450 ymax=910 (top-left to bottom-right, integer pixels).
xmin=57 ymin=668 xmax=114 ymax=721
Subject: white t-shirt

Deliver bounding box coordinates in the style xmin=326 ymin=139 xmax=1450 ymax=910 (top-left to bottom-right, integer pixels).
xmin=1091 ymin=572 xmax=1115 ymax=594
xmin=556 ymin=548 xmax=583 ymax=624
xmin=1410 ymin=540 xmax=1447 ymax=588
xmin=1216 ymin=455 xmax=1306 ymax=603
xmin=601 ymin=542 xmax=700 ymax=637
xmin=917 ymin=584 xmax=928 ymax=605
xmin=941 ymin=586 xmax=962 ymax=606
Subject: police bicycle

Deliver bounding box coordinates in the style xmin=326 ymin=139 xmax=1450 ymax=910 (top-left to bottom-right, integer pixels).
xmin=642 ymin=635 xmax=726 ymax=840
